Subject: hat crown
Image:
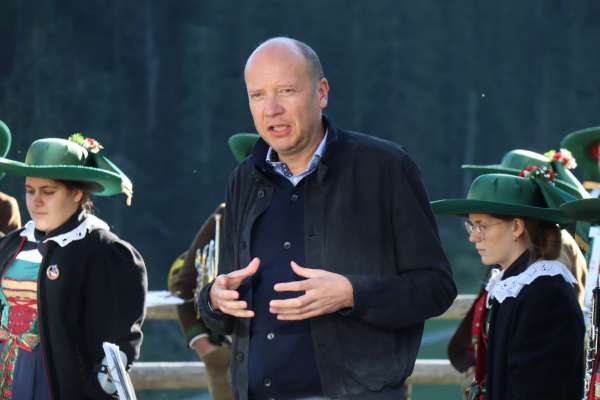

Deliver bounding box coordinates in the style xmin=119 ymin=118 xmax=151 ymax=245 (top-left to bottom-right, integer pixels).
xmin=228 ymin=133 xmax=259 ymax=162
xmin=499 ymin=149 xmax=550 ymax=170
xmin=561 ymin=126 xmax=600 ymax=183
xmin=467 ymin=174 xmax=546 ymax=208
xmin=25 ymin=138 xmax=88 ymax=167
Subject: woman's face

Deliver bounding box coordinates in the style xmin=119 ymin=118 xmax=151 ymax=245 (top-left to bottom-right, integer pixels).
xmin=25 ymin=177 xmax=83 ymax=232
xmin=467 ymin=213 xmax=525 ymax=269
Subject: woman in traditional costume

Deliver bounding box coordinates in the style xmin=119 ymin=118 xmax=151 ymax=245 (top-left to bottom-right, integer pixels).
xmin=0 ymin=134 xmax=147 ymax=399
xmin=432 ymin=171 xmax=584 ymax=400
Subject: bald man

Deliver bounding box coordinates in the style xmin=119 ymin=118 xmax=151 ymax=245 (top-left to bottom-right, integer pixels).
xmin=198 ymin=37 xmax=456 ymax=400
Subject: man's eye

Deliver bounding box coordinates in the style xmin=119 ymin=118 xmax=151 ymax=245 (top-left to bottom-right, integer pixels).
xmin=279 ymin=88 xmax=294 ymax=95
xmin=249 ymin=93 xmax=263 ymax=100
xmin=42 ymin=191 xmax=56 ymax=196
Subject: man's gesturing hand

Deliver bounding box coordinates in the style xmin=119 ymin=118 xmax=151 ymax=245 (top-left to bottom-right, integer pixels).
xmin=269 ymin=261 xmax=354 ymax=320
xmin=209 ymin=257 xmax=260 ymax=318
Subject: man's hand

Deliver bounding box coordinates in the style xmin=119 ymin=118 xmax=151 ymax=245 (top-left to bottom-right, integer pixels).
xmin=209 ymin=257 xmax=260 ymax=318
xmin=269 ymin=261 xmax=354 ymax=320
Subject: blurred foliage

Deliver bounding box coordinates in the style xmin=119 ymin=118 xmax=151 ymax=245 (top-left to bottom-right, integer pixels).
xmin=1 ymin=1 xmax=600 ymax=398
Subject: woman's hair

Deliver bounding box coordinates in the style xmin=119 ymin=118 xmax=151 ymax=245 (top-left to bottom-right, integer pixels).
xmin=491 ymin=214 xmax=562 ymax=261
xmin=59 ymin=180 xmax=98 ymax=215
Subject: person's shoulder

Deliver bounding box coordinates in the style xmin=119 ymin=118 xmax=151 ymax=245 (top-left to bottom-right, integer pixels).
xmin=0 ymin=227 xmax=25 ymax=249
xmin=517 ymin=267 xmax=580 ymax=311
xmin=86 ymin=224 xmax=143 ymax=262
xmin=338 ymin=128 xmax=409 ymax=160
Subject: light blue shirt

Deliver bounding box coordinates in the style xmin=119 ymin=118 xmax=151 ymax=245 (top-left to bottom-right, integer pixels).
xmin=266 ymin=131 xmax=328 ymax=186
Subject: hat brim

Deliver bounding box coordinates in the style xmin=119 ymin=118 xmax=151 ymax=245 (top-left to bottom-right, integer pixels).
xmin=462 ymin=164 xmax=582 ymax=198
xmin=0 ymin=157 xmax=125 ymax=196
xmin=431 ymin=198 xmax=570 ymax=224
xmin=560 ymin=198 xmax=600 ymax=224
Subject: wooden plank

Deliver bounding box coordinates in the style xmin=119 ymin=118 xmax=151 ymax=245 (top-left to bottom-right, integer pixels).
xmin=130 ymin=359 xmax=465 ymax=390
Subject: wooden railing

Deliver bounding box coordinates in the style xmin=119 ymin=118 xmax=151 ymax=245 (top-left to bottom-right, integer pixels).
xmin=132 ymin=292 xmax=475 ymax=395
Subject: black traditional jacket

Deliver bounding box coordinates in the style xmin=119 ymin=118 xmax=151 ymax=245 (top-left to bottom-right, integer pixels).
xmin=486 ymin=251 xmax=584 ymax=400
xmin=199 ymin=119 xmax=457 ymax=399
xmin=0 ymin=212 xmax=147 ymax=399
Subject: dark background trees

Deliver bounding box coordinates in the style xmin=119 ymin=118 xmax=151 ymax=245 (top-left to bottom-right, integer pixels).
xmin=1 ymin=1 xmax=599 ymax=398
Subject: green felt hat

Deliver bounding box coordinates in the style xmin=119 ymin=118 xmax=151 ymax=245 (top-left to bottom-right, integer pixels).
xmin=560 ymin=126 xmax=600 ymax=188
xmin=0 ymin=120 xmax=11 ymax=158
xmin=431 ymin=173 xmax=576 ymax=224
xmin=0 ymin=134 xmax=133 ymax=204
xmin=560 ymin=198 xmax=600 ymax=225
xmin=0 ymin=120 xmax=12 ymax=180
xmin=228 ymin=133 xmax=259 ymax=162
xmin=462 ymin=149 xmax=588 ymax=199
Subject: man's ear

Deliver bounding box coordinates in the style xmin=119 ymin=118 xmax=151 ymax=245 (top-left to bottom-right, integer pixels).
xmin=318 ymin=77 xmax=329 ymax=109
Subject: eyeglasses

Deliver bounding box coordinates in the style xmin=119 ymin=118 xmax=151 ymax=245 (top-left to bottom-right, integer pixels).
xmin=464 ymin=220 xmax=506 ymax=238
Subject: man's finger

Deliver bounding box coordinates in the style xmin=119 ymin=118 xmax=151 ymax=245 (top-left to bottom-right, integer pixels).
xmin=227 ymin=257 xmax=261 ymax=281
xmin=215 ymin=288 xmax=240 ymax=301
xmin=276 ymin=310 xmax=320 ymax=320
xmin=220 ymin=299 xmax=250 ymax=310
xmin=290 ymin=261 xmax=321 ymax=278
xmin=270 ymin=295 xmax=308 ymax=310
xmin=273 ymin=279 xmax=310 ymax=293
xmin=220 ymin=307 xmax=255 ymax=318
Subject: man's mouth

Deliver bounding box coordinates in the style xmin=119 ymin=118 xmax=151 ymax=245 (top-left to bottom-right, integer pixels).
xmin=268 ymin=124 xmax=291 ymax=135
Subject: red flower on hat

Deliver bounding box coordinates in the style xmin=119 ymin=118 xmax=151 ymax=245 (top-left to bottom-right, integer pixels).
xmin=592 ymin=142 xmax=600 ymax=161
xmin=68 ymin=133 xmax=104 ymax=154
xmin=544 ymin=149 xmax=577 ymax=169
xmin=518 ymin=165 xmax=557 ymax=182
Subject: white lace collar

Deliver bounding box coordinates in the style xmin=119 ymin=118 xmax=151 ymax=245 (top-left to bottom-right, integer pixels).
xmin=20 ymin=215 xmax=110 ymax=247
xmin=488 ymin=260 xmax=577 ymax=304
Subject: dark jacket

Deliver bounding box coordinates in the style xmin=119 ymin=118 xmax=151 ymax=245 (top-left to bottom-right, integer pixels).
xmin=199 ymin=120 xmax=457 ymax=399
xmin=0 ymin=212 xmax=147 ymax=399
xmin=487 ymin=252 xmax=584 ymax=400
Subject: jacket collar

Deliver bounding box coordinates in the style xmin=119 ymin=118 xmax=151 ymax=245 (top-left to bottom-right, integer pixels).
xmin=251 ymin=115 xmax=341 ymax=181
xmin=21 ymin=211 xmax=110 ymax=247
xmin=499 ymin=250 xmax=531 ymax=280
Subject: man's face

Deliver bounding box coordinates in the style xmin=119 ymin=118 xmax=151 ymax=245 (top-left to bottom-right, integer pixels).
xmin=244 ymin=43 xmax=329 ymax=159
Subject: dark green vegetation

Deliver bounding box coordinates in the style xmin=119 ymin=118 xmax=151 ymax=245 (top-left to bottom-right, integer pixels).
xmin=1 ymin=1 xmax=599 ymax=398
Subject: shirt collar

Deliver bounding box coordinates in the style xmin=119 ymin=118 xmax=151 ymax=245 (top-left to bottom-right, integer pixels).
xmin=265 ymin=128 xmax=328 ymax=173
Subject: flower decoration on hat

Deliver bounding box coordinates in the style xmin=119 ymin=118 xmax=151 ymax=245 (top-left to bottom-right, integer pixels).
xmin=592 ymin=143 xmax=600 ymax=161
xmin=68 ymin=133 xmax=104 ymax=154
xmin=518 ymin=165 xmax=557 ymax=183
xmin=544 ymin=149 xmax=577 ymax=169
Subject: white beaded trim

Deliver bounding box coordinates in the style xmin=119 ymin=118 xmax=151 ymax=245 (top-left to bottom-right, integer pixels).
xmin=488 ymin=260 xmax=577 ymax=304
xmin=20 ymin=215 xmax=110 ymax=247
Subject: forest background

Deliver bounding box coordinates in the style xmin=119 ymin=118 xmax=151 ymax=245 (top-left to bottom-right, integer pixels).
xmin=1 ymin=1 xmax=599 ymax=398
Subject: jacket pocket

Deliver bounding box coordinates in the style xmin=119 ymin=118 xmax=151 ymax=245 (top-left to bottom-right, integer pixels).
xmin=340 ymin=318 xmax=402 ymax=394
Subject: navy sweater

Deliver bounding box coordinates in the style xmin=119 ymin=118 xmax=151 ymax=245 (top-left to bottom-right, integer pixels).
xmin=248 ymin=174 xmax=322 ymax=399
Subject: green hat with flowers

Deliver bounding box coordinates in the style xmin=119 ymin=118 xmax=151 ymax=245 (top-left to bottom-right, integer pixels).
xmin=431 ymin=172 xmax=577 ymax=224
xmin=560 ymin=126 xmax=600 ymax=189
xmin=0 ymin=120 xmax=13 ymax=180
xmin=560 ymin=198 xmax=600 ymax=225
xmin=0 ymin=133 xmax=133 ymax=204
xmin=462 ymin=149 xmax=589 ymax=199
xmin=228 ymin=133 xmax=259 ymax=162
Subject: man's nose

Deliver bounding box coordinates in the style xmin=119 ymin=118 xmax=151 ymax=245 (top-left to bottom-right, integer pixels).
xmin=264 ymin=96 xmax=284 ymax=116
